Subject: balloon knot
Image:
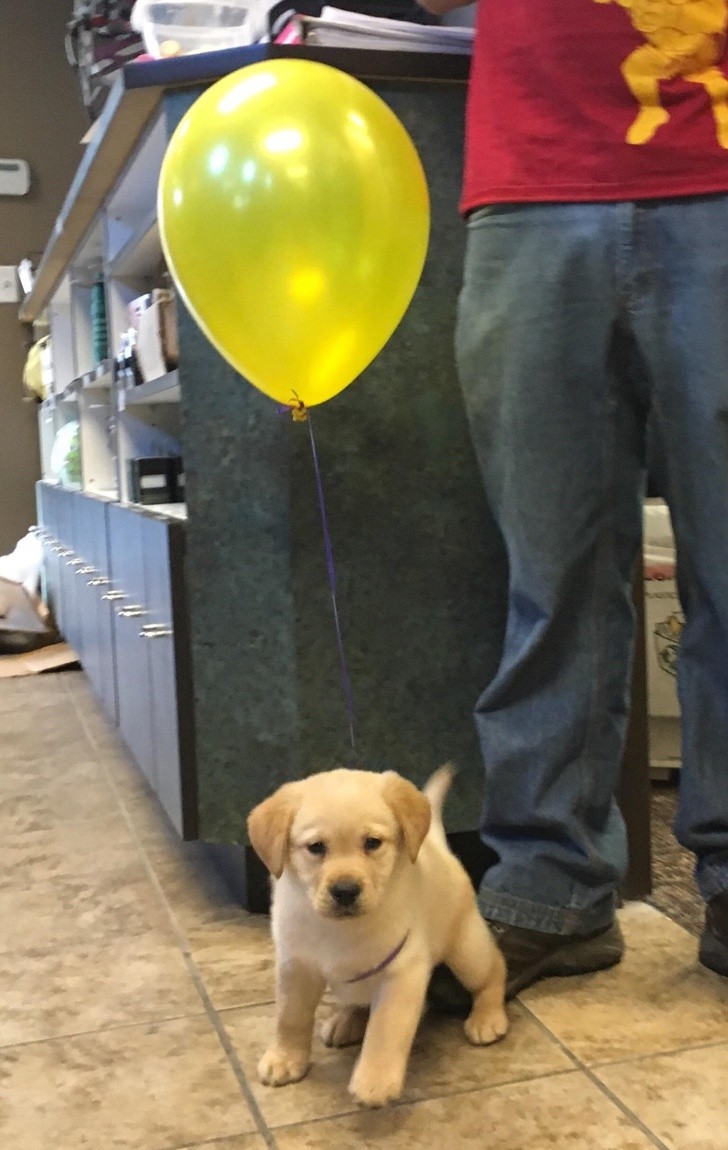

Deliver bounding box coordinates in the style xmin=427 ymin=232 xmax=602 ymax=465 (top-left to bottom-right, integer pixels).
xmin=290 ymin=396 xmax=308 ymax=422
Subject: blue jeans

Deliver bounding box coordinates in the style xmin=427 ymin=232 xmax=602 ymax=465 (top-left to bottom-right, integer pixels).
xmin=456 ymin=197 xmax=728 ymax=935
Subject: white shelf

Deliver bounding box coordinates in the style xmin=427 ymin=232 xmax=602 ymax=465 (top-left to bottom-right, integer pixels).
xmin=122 ymin=369 xmax=179 ymax=405
xmin=46 ymin=361 xmax=113 ymax=407
xmin=107 ymin=206 xmax=162 ymax=279
xmin=130 ymin=501 xmax=188 ymax=521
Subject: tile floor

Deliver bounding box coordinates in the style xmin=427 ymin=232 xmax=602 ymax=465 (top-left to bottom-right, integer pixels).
xmin=1 ymin=669 xmax=727 ymax=1149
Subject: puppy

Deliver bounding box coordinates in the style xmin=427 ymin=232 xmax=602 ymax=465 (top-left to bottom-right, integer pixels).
xmin=247 ymin=766 xmax=508 ymax=1108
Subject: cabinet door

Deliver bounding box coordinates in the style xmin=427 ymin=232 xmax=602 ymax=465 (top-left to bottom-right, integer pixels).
xmin=108 ymin=503 xmax=156 ymax=787
xmin=37 ymin=483 xmax=62 ymax=625
xmin=88 ymin=500 xmax=118 ymax=725
xmin=57 ymin=489 xmax=82 ymax=654
xmin=142 ymin=516 xmax=194 ymax=837
xmin=74 ymin=495 xmax=118 ymax=723
xmin=73 ymin=495 xmax=101 ymax=695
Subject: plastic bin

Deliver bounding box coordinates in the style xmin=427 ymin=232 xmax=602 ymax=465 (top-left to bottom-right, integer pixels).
xmin=131 ymin=1 xmax=264 ymax=58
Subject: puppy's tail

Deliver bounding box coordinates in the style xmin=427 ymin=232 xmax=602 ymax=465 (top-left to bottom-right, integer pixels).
xmin=423 ymin=763 xmax=456 ymax=846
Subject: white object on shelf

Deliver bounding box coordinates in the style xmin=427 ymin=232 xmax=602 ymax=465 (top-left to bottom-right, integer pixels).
xmin=131 ymin=0 xmax=267 ymax=58
xmin=50 ymin=419 xmax=82 ymax=488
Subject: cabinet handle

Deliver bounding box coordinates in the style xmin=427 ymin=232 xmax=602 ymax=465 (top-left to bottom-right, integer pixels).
xmin=117 ymin=605 xmax=148 ymax=618
xmin=66 ymin=558 xmax=84 ymax=567
xmin=140 ymin=628 xmax=173 ymax=639
xmin=88 ymin=577 xmax=110 ymax=586
xmin=101 ymin=591 xmax=127 ymax=601
xmin=77 ymin=566 xmax=96 ymax=576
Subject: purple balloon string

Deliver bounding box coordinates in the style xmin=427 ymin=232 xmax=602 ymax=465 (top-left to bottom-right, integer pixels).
xmin=278 ymin=401 xmax=357 ymax=754
xmin=306 ymin=412 xmax=357 ymax=754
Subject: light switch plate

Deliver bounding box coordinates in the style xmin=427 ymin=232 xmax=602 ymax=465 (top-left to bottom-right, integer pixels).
xmin=0 ymin=266 xmax=19 ymax=304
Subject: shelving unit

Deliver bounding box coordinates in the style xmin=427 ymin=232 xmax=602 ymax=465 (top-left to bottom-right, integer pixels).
xmin=35 ymin=107 xmax=183 ymax=514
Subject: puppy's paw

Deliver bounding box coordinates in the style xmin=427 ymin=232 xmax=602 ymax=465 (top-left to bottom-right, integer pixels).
xmin=320 ymin=1007 xmax=368 ymax=1048
xmin=257 ymin=1046 xmax=311 ymax=1087
xmin=348 ymin=1064 xmax=403 ymax=1109
xmin=464 ymin=1005 xmax=509 ymax=1046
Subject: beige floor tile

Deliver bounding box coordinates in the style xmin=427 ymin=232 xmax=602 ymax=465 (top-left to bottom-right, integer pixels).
xmin=146 ymin=843 xmax=245 ymax=927
xmin=597 ymin=1043 xmax=728 ymax=1150
xmin=221 ymin=999 xmax=572 ymax=1129
xmin=0 ymin=778 xmax=121 ymax=834
xmin=0 ymin=860 xmax=172 ymax=954
xmin=0 ymin=935 xmax=203 ymax=1046
xmin=274 ymin=1070 xmax=654 ymax=1148
xmin=0 ymin=1015 xmax=258 ymax=1150
xmin=121 ymin=787 xmax=187 ymax=847
xmin=520 ymin=902 xmax=728 ymax=1064
xmin=0 ymin=814 xmax=138 ymax=886
xmin=0 ymin=755 xmax=102 ymax=790
xmin=187 ymin=917 xmax=275 ymax=1009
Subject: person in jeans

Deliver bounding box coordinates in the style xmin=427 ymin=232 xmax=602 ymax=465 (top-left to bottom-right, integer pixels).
xmin=418 ymin=0 xmax=728 ymax=998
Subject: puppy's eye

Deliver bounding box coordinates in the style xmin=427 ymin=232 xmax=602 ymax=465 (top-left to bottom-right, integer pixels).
xmin=306 ymin=841 xmax=327 ymax=857
xmin=364 ymin=837 xmax=383 ymax=852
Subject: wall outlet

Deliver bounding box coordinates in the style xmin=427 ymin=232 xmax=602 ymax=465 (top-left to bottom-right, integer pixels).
xmin=0 ymin=266 xmax=19 ymax=304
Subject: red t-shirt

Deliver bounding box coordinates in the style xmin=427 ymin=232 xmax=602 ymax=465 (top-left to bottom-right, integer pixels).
xmin=462 ymin=0 xmax=728 ymax=212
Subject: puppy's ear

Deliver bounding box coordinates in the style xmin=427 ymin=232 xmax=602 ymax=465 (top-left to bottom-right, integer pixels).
xmin=381 ymin=773 xmax=431 ymax=863
xmin=247 ymin=784 xmax=299 ymax=878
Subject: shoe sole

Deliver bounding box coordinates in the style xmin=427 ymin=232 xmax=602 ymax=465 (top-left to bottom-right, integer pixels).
xmin=699 ymin=930 xmax=728 ymax=978
xmin=506 ymin=921 xmax=625 ymax=999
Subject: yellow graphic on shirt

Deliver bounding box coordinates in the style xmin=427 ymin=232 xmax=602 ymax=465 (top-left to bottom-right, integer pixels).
xmin=594 ymin=0 xmax=728 ymax=147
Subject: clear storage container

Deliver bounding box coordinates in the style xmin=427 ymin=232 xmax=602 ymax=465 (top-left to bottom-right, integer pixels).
xmin=131 ymin=1 xmax=263 ymax=58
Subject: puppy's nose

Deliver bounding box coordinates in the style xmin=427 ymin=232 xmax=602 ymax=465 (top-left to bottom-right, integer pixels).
xmin=329 ymin=880 xmax=361 ymax=908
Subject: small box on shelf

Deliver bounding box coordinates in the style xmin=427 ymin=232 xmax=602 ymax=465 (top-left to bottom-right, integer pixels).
xmin=128 ymin=456 xmax=184 ymax=506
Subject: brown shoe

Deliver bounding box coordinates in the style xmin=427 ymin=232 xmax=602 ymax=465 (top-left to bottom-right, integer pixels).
xmin=428 ymin=919 xmax=624 ymax=1012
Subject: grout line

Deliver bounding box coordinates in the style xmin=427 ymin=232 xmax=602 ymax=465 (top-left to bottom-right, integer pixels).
xmin=517 ymin=999 xmax=673 ymax=1150
xmin=264 ymin=1066 xmax=579 ymax=1135
xmin=164 ymin=1135 xmax=266 ymax=1150
xmin=587 ymin=1034 xmax=728 ymax=1071
xmin=63 ymin=674 xmax=280 ymax=1150
xmin=0 ymin=1008 xmax=210 ymax=1054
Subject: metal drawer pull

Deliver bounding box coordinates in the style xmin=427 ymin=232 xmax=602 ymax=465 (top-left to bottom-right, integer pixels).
xmin=77 ymin=566 xmax=96 ymax=576
xmin=88 ymin=577 xmax=110 ymax=586
xmin=117 ymin=605 xmax=148 ymax=618
xmin=66 ymin=557 xmax=84 ymax=567
xmin=101 ymin=591 xmax=127 ymax=601
xmin=140 ymin=627 xmax=173 ymax=639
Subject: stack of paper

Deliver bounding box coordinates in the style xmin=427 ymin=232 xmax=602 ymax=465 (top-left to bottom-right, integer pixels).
xmin=301 ymin=6 xmax=474 ymax=53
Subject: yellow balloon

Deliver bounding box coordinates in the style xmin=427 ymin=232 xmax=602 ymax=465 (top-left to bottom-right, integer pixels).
xmin=158 ymin=59 xmax=430 ymax=408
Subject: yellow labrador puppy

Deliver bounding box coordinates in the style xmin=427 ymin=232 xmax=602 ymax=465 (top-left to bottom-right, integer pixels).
xmin=247 ymin=766 xmax=507 ymax=1108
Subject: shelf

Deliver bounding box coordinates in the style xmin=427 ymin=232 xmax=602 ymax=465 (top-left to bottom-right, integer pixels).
xmin=18 ymin=79 xmax=161 ymax=323
xmin=121 ymin=369 xmax=179 ymax=405
xmin=107 ymin=207 xmax=162 ymax=279
xmin=48 ymin=361 xmax=113 ymax=406
xmin=130 ymin=501 xmax=188 ymax=521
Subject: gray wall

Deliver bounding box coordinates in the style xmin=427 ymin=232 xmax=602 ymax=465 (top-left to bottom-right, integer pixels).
xmin=0 ymin=4 xmax=87 ymax=554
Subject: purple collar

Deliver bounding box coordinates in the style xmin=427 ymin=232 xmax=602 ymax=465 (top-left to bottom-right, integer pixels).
xmin=344 ymin=932 xmax=410 ymax=984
